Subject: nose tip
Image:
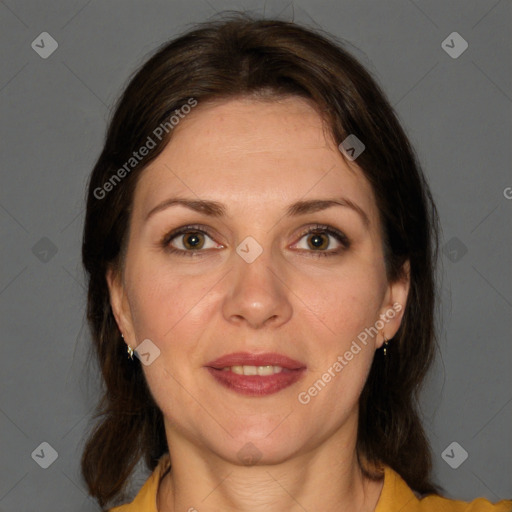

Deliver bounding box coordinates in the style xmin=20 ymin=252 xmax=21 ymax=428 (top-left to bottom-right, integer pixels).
xmin=222 ymin=252 xmax=293 ymax=329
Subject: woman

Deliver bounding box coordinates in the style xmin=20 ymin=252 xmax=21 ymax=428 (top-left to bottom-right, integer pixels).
xmin=80 ymin=14 xmax=512 ymax=512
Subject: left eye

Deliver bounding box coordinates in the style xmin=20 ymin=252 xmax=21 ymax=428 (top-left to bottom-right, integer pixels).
xmin=292 ymin=226 xmax=350 ymax=255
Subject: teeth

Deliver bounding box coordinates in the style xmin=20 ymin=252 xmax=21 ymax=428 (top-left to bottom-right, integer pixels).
xmin=222 ymin=365 xmax=284 ymax=375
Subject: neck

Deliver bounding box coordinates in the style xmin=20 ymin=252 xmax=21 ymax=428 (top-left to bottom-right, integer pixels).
xmin=157 ymin=422 xmax=384 ymax=512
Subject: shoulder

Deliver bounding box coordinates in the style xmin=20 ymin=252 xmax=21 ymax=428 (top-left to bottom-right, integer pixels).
xmin=416 ymin=494 xmax=512 ymax=511
xmin=108 ymin=452 xmax=171 ymax=512
xmin=376 ymin=465 xmax=512 ymax=512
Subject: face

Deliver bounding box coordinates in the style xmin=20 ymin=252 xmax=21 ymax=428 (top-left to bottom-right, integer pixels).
xmin=107 ymin=96 xmax=409 ymax=465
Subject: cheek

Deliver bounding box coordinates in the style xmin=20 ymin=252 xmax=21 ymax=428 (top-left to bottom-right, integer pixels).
xmin=296 ymin=273 xmax=380 ymax=417
xmin=125 ymin=266 xmax=215 ymax=420
xmin=126 ymin=260 xmax=216 ymax=345
xmin=296 ymin=263 xmax=383 ymax=340
xmin=291 ymin=262 xmax=383 ymax=412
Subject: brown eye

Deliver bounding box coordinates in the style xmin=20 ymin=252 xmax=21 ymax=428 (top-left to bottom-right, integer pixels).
xmin=181 ymin=232 xmax=205 ymax=250
xmin=161 ymin=225 xmax=223 ymax=257
xmin=306 ymin=232 xmax=330 ymax=251
xmin=293 ymin=225 xmax=350 ymax=257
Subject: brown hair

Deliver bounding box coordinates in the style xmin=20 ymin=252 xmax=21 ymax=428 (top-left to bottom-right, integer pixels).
xmin=81 ymin=12 xmax=442 ymax=509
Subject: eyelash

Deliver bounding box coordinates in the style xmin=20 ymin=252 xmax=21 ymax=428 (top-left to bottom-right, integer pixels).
xmin=160 ymin=223 xmax=350 ymax=258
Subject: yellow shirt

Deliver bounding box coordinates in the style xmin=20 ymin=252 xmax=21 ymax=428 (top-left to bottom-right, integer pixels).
xmin=109 ymin=452 xmax=512 ymax=512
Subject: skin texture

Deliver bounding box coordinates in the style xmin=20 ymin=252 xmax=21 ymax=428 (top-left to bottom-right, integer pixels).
xmin=107 ymin=96 xmax=410 ymax=512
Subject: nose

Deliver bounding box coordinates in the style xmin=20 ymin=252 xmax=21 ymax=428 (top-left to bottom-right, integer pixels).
xmin=221 ymin=245 xmax=293 ymax=329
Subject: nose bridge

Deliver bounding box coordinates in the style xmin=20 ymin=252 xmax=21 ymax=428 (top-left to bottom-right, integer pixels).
xmin=233 ymin=235 xmax=279 ymax=300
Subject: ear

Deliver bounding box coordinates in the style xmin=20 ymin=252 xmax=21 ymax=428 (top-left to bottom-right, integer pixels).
xmin=375 ymin=259 xmax=410 ymax=349
xmin=105 ymin=265 xmax=136 ymax=349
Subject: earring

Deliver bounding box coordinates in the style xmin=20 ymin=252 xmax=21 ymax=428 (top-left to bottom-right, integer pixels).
xmin=382 ymin=334 xmax=389 ymax=357
xmin=121 ymin=333 xmax=134 ymax=360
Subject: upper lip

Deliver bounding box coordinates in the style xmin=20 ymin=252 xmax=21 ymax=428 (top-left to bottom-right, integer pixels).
xmin=206 ymin=352 xmax=306 ymax=370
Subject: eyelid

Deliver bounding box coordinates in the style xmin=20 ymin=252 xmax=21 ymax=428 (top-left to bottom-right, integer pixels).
xmin=291 ymin=224 xmax=350 ymax=254
xmin=162 ymin=224 xmax=223 ymax=252
xmin=161 ymin=223 xmax=350 ymax=257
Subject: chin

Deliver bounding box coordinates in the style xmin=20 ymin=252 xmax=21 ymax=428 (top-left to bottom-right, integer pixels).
xmin=213 ymin=429 xmax=301 ymax=466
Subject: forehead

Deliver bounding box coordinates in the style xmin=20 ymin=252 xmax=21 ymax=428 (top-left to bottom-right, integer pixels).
xmin=132 ymin=97 xmax=378 ymax=224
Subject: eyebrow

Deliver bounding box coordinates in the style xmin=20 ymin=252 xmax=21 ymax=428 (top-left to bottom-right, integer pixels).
xmin=145 ymin=197 xmax=370 ymax=228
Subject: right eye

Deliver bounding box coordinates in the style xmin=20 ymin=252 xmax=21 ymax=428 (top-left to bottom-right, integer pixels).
xmin=161 ymin=225 xmax=224 ymax=257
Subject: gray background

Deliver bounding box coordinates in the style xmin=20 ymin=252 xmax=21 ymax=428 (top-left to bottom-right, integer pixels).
xmin=0 ymin=0 xmax=511 ymax=510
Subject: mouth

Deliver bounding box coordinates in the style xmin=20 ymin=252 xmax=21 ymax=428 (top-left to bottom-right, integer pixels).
xmin=205 ymin=352 xmax=307 ymax=396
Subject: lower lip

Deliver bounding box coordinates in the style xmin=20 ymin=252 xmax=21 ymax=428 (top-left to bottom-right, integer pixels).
xmin=206 ymin=367 xmax=306 ymax=396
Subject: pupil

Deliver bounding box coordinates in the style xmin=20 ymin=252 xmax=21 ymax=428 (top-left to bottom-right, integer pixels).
xmin=185 ymin=233 xmax=202 ymax=249
xmin=310 ymin=234 xmax=326 ymax=249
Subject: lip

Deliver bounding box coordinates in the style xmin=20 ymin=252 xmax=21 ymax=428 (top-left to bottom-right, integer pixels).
xmin=204 ymin=352 xmax=307 ymax=397
xmin=205 ymin=352 xmax=306 ymax=370
xmin=206 ymin=367 xmax=306 ymax=396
